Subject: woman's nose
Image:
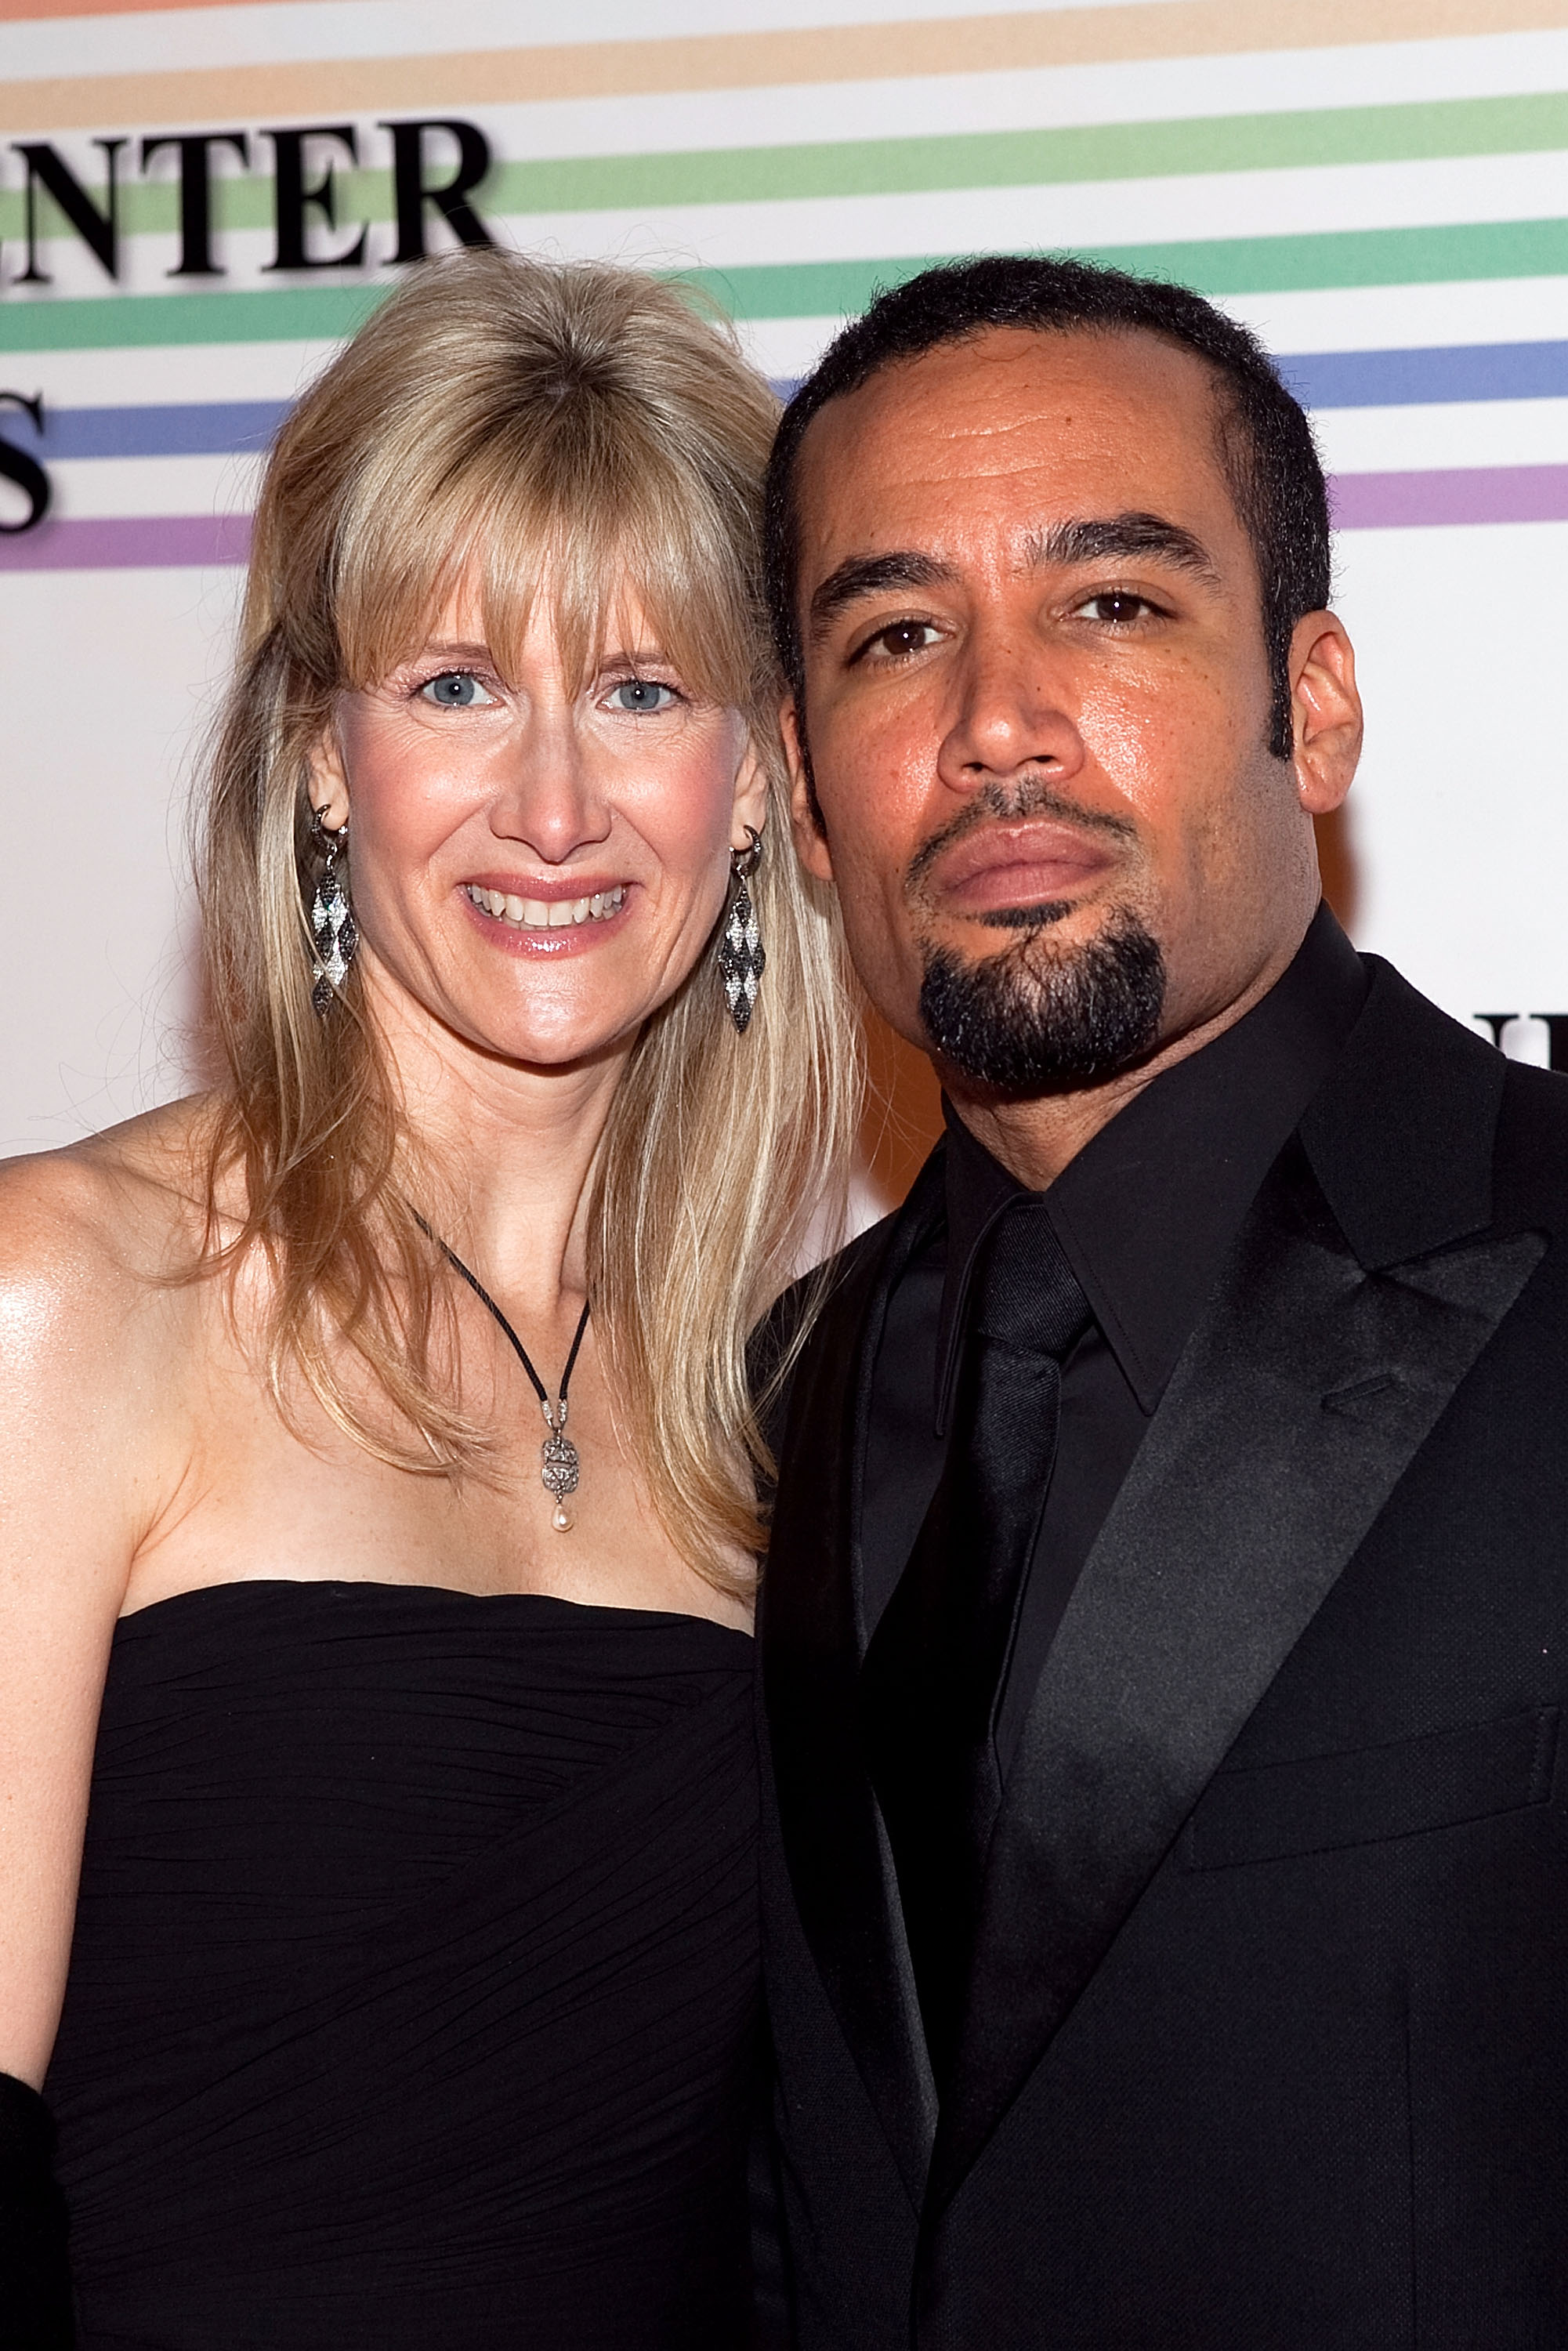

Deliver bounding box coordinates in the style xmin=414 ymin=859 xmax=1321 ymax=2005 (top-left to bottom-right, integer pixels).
xmin=488 ymin=701 xmax=611 ymax=862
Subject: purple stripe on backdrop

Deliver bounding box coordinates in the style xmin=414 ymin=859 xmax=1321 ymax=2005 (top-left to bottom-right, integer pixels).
xmin=1330 ymin=465 xmax=1568 ymax=527
xmin=0 ymin=513 xmax=252 ymax=570
xmin=7 ymin=469 xmax=1568 ymax=571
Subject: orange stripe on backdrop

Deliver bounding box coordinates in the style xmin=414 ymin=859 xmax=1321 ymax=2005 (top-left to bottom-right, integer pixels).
xmin=0 ymin=0 xmax=299 ymax=14
xmin=4 ymin=0 xmax=1568 ymax=131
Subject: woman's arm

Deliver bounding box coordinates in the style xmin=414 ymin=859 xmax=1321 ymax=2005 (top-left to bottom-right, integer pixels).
xmin=0 ymin=1147 xmax=186 ymax=2347
xmin=0 ymin=1154 xmax=154 ymax=2091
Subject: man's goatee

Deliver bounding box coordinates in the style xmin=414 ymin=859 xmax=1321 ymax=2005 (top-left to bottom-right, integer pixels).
xmin=918 ymin=911 xmax=1166 ymax=1092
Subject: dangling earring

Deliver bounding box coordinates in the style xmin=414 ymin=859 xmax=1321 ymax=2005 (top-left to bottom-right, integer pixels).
xmin=717 ymin=825 xmax=766 ymax=1034
xmin=309 ymin=805 xmax=357 ymax=1016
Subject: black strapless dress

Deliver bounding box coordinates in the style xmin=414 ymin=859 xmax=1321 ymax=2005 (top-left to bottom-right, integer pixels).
xmin=43 ymin=1581 xmax=759 ymax=2350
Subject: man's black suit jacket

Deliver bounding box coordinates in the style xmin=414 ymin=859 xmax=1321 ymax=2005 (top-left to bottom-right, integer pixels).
xmin=756 ymin=957 xmax=1568 ymax=2349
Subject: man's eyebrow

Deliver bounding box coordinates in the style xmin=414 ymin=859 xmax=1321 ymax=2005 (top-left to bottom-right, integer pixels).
xmin=806 ymin=550 xmax=958 ymax=641
xmin=1026 ymin=513 xmax=1222 ymax=585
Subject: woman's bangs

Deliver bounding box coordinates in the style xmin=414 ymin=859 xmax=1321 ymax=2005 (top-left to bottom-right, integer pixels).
xmin=331 ymin=440 xmax=748 ymax=713
xmin=475 ymin=451 xmax=751 ymax=711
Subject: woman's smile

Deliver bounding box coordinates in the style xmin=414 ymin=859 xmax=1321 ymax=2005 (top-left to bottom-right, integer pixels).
xmin=459 ymin=878 xmax=632 ymax=951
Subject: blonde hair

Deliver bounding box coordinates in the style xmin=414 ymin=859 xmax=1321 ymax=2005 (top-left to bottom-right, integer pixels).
xmin=198 ymin=249 xmax=861 ymax=1586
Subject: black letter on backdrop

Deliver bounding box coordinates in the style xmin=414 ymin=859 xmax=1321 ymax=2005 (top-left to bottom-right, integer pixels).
xmin=380 ymin=119 xmax=494 ymax=263
xmin=1473 ymin=1012 xmax=1568 ymax=1072
xmin=264 ymin=125 xmax=368 ymax=271
xmin=0 ymin=394 xmax=51 ymax=535
xmin=13 ymin=139 xmax=126 ymax=282
xmin=139 ymin=132 xmax=250 ymax=277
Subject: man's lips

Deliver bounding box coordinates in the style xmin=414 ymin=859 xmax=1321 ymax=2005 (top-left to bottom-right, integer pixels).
xmin=922 ymin=822 xmax=1119 ymax=917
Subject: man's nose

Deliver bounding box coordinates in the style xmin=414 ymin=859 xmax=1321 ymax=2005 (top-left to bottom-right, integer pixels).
xmin=936 ymin=615 xmax=1085 ymax=792
xmin=489 ymin=699 xmax=611 ymax=862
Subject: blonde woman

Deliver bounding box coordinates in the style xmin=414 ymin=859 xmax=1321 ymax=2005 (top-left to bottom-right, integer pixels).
xmin=0 ymin=253 xmax=858 ymax=2348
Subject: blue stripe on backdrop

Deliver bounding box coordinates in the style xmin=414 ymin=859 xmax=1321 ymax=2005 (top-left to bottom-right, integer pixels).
xmin=8 ymin=343 xmax=1568 ymax=466
xmin=775 ymin=346 xmax=1568 ymax=411
xmin=1280 ymin=341 xmax=1568 ymax=408
xmin=8 ymin=401 xmax=288 ymax=458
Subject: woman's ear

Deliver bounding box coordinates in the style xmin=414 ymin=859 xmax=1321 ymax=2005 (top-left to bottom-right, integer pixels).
xmin=730 ymin=737 xmax=771 ymax=850
xmin=307 ymin=725 xmax=350 ymax=830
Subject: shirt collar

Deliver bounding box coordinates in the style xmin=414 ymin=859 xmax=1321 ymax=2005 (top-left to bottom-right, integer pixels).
xmin=933 ymin=904 xmax=1370 ymax=1431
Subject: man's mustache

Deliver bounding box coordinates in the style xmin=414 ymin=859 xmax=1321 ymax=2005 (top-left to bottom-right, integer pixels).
xmin=904 ymin=778 xmax=1139 ymax=904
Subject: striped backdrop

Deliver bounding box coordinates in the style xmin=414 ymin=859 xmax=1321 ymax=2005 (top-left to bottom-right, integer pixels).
xmin=2 ymin=0 xmax=1567 ymax=1156
xmin=5 ymin=0 xmax=1568 ymax=568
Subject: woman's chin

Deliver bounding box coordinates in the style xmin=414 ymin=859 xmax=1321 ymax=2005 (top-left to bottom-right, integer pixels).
xmin=450 ymin=1002 xmax=648 ymax=1075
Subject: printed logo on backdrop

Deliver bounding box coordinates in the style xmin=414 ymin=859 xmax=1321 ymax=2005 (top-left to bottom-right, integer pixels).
xmin=0 ymin=121 xmax=496 ymax=532
xmin=0 ymin=392 xmax=49 ymax=533
xmin=1474 ymin=1016 xmax=1568 ymax=1071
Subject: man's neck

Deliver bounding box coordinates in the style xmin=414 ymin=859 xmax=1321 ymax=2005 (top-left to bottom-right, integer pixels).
xmin=943 ymin=928 xmax=1312 ymax=1192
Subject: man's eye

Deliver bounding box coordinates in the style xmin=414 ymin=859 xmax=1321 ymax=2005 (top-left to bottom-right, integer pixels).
xmin=865 ymin=621 xmax=941 ymax=661
xmin=420 ymin=672 xmax=495 ymax=708
xmin=1073 ymin=592 xmax=1153 ymax=625
xmin=607 ymin=677 xmax=679 ymax=714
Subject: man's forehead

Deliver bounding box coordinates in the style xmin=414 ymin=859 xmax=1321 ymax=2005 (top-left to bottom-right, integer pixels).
xmin=795 ymin=324 xmax=1227 ymax=531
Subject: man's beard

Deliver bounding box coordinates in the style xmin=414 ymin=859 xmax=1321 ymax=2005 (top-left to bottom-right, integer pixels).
xmin=918 ymin=907 xmax=1166 ymax=1092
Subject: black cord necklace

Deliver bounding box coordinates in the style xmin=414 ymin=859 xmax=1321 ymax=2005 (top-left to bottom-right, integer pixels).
xmin=416 ymin=1215 xmax=592 ymax=1533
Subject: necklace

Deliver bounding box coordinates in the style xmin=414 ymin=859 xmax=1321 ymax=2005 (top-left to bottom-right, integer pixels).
xmin=417 ymin=1216 xmax=592 ymax=1533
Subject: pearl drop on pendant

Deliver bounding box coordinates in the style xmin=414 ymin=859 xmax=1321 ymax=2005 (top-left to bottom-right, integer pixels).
xmin=552 ymin=1503 xmax=573 ymax=1533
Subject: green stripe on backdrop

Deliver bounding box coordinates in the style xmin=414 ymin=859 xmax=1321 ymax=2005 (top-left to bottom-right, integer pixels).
xmin=0 ymin=282 xmax=390 ymax=350
xmin=2 ymin=89 xmax=1568 ymax=246
xmin=5 ymin=217 xmax=1568 ymax=350
xmin=690 ymin=219 xmax=1568 ymax=316
xmin=481 ymin=88 xmax=1568 ymax=209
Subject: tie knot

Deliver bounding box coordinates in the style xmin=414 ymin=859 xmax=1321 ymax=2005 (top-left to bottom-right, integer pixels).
xmin=969 ymin=1198 xmax=1092 ymax=1361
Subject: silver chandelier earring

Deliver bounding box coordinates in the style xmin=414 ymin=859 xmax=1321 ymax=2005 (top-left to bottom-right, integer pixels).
xmin=309 ymin=806 xmax=357 ymax=1016
xmin=717 ymin=825 xmax=766 ymax=1034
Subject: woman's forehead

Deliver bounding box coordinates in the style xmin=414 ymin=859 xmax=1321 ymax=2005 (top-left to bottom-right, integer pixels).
xmin=422 ymin=559 xmax=661 ymax=650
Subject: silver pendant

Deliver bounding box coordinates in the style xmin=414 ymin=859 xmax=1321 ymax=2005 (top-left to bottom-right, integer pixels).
xmin=541 ymin=1400 xmax=580 ymax=1532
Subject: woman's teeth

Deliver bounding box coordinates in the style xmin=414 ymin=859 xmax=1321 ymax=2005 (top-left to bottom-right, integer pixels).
xmin=464 ymin=884 xmax=625 ymax=930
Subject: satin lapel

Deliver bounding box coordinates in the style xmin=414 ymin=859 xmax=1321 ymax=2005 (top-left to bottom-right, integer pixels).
xmin=762 ymin=1154 xmax=946 ymax=2201
xmin=930 ymin=1150 xmax=1544 ymax=2209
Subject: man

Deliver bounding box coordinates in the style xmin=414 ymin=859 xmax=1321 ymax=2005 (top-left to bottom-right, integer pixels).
xmin=754 ymin=255 xmax=1568 ymax=2349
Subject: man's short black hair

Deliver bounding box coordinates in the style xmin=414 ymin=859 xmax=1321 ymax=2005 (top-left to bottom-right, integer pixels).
xmin=762 ymin=252 xmax=1331 ymax=761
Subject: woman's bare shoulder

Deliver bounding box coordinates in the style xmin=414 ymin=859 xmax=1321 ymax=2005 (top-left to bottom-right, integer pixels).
xmin=0 ymin=1096 xmax=219 ymax=1342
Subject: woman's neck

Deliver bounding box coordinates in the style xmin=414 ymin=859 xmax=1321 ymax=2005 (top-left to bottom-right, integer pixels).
xmin=370 ymin=972 xmax=632 ymax=1321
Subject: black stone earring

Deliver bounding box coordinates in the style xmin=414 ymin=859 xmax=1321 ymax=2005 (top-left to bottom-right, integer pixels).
xmin=717 ymin=826 xmax=766 ymax=1034
xmin=309 ymin=806 xmax=357 ymax=1016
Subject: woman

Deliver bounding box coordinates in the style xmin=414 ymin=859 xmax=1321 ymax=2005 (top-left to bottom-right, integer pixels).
xmin=0 ymin=252 xmax=859 ymax=2346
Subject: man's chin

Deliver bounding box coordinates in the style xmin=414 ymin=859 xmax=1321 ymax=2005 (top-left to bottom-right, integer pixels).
xmin=917 ymin=911 xmax=1167 ymax=1094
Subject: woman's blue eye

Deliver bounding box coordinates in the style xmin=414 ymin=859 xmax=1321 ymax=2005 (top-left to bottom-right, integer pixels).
xmin=609 ymin=678 xmax=675 ymax=714
xmin=421 ymin=672 xmax=491 ymax=708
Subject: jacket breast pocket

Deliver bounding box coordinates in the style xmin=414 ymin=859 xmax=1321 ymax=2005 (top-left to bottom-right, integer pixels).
xmin=1182 ymin=1708 xmax=1559 ymax=1871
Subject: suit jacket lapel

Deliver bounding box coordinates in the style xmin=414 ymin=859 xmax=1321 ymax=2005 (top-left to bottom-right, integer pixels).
xmin=931 ymin=972 xmax=1544 ymax=2208
xmin=762 ymin=1151 xmax=946 ymax=2201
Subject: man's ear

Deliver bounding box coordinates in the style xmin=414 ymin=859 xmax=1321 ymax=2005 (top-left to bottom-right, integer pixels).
xmin=307 ymin=723 xmax=350 ymax=830
xmin=1289 ymin=612 xmax=1362 ymax=817
xmin=782 ymin=697 xmax=834 ymax=883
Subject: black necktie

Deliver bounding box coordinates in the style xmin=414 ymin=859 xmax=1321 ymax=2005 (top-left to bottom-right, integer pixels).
xmin=860 ymin=1199 xmax=1092 ymax=2085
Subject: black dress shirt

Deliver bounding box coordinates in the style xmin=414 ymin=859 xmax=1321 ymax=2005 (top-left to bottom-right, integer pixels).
xmin=861 ymin=903 xmax=1371 ymax=1775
